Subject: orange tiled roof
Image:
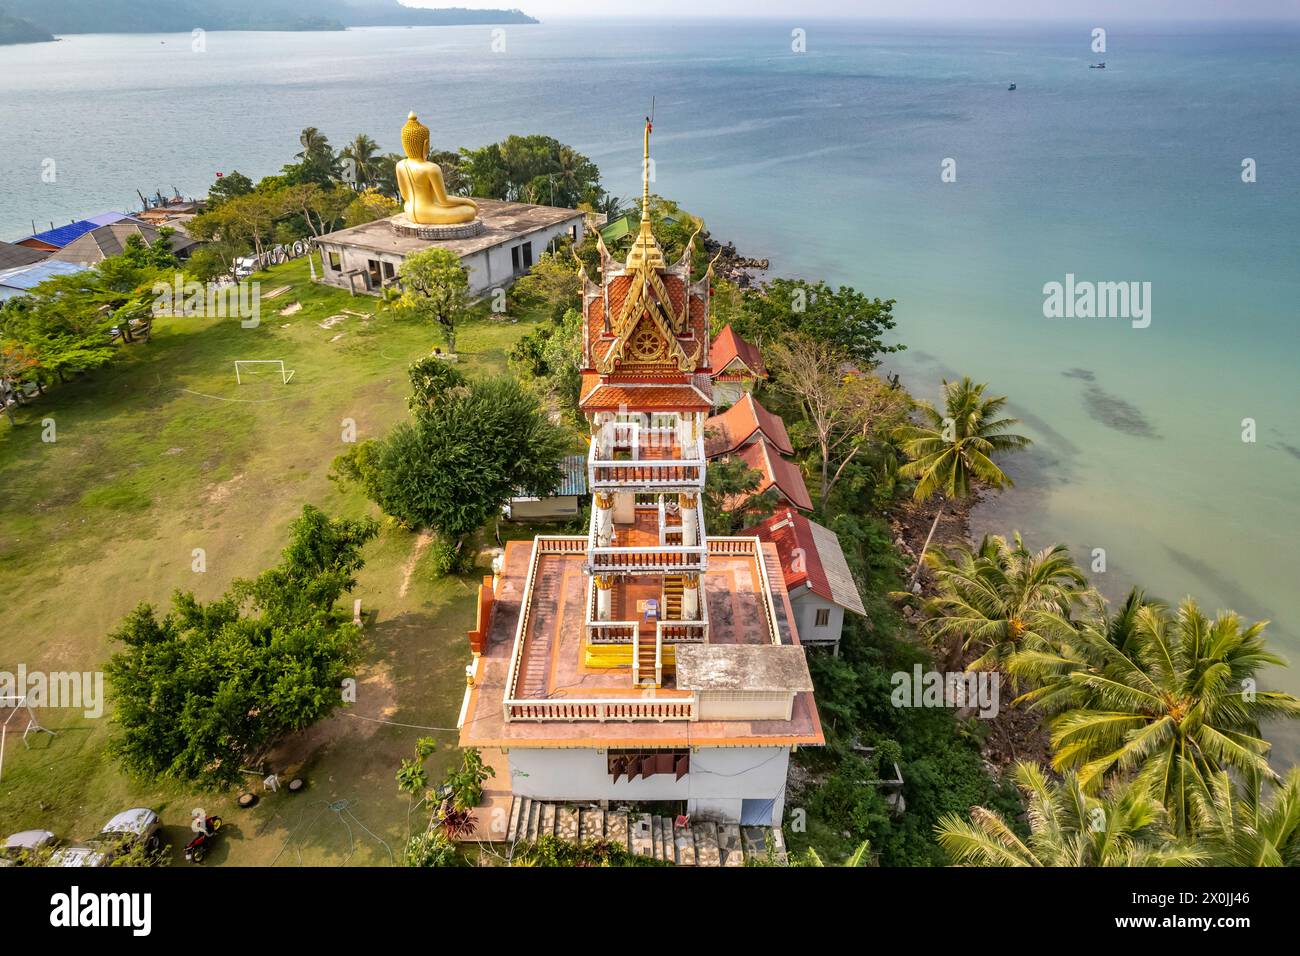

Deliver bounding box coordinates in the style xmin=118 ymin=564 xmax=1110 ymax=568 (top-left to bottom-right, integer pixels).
xmin=580 ymin=379 xmax=713 ymax=412
xmin=704 ymin=392 xmax=794 ymax=458
xmin=710 ymin=324 xmax=766 ymax=380
xmin=728 ymin=439 xmax=813 ymax=512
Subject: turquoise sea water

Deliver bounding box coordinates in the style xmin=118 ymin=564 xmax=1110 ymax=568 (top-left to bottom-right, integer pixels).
xmin=2 ymin=19 xmax=1298 ymax=759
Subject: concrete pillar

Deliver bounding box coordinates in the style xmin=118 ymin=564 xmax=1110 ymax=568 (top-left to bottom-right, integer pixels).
xmin=594 ymin=492 xmax=614 ymax=547
xmin=682 ymin=571 xmax=700 ymax=621
xmin=595 ymin=574 xmax=614 ymax=621
xmin=679 ymin=492 xmax=698 ymax=547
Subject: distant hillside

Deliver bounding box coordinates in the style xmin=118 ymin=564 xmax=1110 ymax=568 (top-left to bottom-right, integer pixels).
xmin=336 ymin=1 xmax=537 ymax=26
xmin=0 ymin=0 xmax=536 ymax=35
xmin=0 ymin=10 xmax=53 ymax=44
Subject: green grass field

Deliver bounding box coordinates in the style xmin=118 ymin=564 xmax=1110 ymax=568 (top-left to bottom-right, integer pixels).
xmin=0 ymin=258 xmax=539 ymax=865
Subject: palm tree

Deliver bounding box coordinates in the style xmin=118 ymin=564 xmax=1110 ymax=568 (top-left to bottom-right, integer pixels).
xmin=1032 ymin=598 xmax=1300 ymax=833
xmin=922 ymin=533 xmax=1089 ymax=672
xmin=1191 ymin=768 xmax=1300 ymax=866
xmin=339 ymin=133 xmax=381 ymax=190
xmin=1009 ymin=586 xmax=1157 ymax=711
xmin=894 ymin=378 xmax=1030 ymax=590
xmin=296 ymin=126 xmax=329 ymax=160
xmin=799 ymin=839 xmax=873 ymax=867
xmin=936 ymin=762 xmax=1201 ymax=866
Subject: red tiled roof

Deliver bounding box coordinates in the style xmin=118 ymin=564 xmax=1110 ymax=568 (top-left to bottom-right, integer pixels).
xmin=728 ymin=439 xmax=813 ymax=512
xmin=710 ymin=324 xmax=766 ymax=380
xmin=704 ymin=392 xmax=794 ymax=458
xmin=580 ymin=380 xmax=713 ymax=412
xmin=741 ymin=509 xmax=866 ymax=616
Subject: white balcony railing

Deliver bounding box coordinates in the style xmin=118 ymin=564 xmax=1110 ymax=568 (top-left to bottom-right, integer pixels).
xmin=588 ymin=431 xmax=706 ymax=491
xmin=505 ymin=696 xmax=696 ymax=722
xmin=588 ymin=503 xmax=707 ymax=575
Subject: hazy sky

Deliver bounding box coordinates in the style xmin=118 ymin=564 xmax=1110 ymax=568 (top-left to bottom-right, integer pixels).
xmin=423 ymin=0 xmax=1300 ymax=20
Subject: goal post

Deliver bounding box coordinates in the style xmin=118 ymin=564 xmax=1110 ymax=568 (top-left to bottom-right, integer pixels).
xmin=0 ymin=695 xmax=56 ymax=783
xmin=234 ymin=360 xmax=295 ymax=385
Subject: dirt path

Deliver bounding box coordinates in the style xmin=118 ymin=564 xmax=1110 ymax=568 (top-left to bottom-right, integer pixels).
xmin=399 ymin=531 xmax=433 ymax=598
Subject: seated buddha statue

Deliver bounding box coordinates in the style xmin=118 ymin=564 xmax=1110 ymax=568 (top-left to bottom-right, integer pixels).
xmin=395 ymin=112 xmax=478 ymax=225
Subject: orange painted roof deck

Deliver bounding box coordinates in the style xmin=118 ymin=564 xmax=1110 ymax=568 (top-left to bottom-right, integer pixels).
xmin=459 ymin=538 xmax=824 ymax=750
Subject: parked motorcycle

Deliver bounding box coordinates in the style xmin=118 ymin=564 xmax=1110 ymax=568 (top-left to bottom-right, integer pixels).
xmin=184 ymin=816 xmax=222 ymax=863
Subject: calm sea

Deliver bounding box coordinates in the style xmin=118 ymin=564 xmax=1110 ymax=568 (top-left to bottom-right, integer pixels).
xmin=2 ymin=19 xmax=1298 ymax=760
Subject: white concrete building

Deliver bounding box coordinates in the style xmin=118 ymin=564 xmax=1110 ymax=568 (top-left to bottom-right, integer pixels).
xmin=313 ymin=198 xmax=585 ymax=297
xmin=742 ymin=509 xmax=868 ymax=654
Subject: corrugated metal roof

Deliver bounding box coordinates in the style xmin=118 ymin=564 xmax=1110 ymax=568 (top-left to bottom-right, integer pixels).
xmin=0 ymin=242 xmax=47 ymax=270
xmin=556 ymin=453 xmax=588 ymax=496
xmin=0 ymin=260 xmax=88 ymax=293
xmin=21 ymin=212 xmax=139 ymax=248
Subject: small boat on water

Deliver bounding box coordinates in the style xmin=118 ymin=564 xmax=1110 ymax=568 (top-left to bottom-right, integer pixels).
xmin=1090 ymin=62 xmax=1106 ymax=69
xmin=1008 ymin=82 xmax=1017 ymax=90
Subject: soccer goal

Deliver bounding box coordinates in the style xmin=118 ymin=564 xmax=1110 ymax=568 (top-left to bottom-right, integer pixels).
xmin=0 ymin=695 xmax=55 ymax=783
xmin=234 ymin=359 xmax=295 ymax=385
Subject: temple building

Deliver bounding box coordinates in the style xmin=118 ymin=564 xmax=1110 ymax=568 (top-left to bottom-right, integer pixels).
xmin=313 ymin=112 xmax=586 ymax=297
xmin=708 ymin=323 xmax=767 ymax=405
xmin=458 ymin=121 xmax=822 ymax=836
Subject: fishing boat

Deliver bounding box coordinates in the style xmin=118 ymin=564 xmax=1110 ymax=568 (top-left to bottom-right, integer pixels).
xmin=1008 ymin=82 xmax=1017 ymax=90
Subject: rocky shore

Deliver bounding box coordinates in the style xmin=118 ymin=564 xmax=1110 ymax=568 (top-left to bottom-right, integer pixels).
xmin=701 ymin=233 xmax=769 ymax=288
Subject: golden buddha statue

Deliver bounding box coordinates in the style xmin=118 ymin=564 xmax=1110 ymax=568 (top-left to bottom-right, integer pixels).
xmin=395 ymin=112 xmax=478 ymax=225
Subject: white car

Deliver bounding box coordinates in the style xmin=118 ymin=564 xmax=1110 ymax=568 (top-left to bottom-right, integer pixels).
xmin=0 ymin=829 xmax=57 ymax=866
xmin=48 ymin=808 xmax=161 ymax=867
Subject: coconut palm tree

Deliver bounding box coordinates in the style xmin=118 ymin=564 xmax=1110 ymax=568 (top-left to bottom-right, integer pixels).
xmin=936 ymin=762 xmax=1201 ymax=866
xmin=1035 ymin=598 xmax=1300 ymax=833
xmin=1009 ymin=586 xmax=1157 ymax=712
xmin=339 ymin=133 xmax=381 ymax=190
xmin=799 ymin=839 xmax=873 ymax=867
xmin=894 ymin=378 xmax=1031 ymax=590
xmin=921 ymin=532 xmax=1089 ymax=672
xmin=1191 ymin=768 xmax=1300 ymax=866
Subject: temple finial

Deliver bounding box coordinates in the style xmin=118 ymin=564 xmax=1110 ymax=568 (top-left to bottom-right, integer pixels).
xmin=641 ymin=114 xmax=652 ymax=222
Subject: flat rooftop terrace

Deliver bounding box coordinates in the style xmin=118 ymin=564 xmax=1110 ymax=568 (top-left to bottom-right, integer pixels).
xmin=459 ymin=537 xmax=824 ymax=750
xmin=314 ymin=198 xmax=583 ymax=258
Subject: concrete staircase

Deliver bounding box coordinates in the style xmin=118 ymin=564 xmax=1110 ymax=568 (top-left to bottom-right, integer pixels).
xmin=505 ymin=796 xmax=787 ymax=866
xmin=662 ymin=574 xmax=684 ymax=620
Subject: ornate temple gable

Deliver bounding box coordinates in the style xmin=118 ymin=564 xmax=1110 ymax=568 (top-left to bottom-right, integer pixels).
xmin=581 ymin=118 xmax=714 ymax=380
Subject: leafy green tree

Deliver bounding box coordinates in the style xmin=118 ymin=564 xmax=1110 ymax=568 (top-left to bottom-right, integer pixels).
xmin=920 ymin=533 xmax=1088 ymax=672
xmin=508 ymin=250 xmax=581 ymax=321
xmin=103 ymin=506 xmax=378 ymax=788
xmin=509 ymin=306 xmax=583 ymax=423
xmin=702 ymin=455 xmax=781 ymax=534
xmin=1025 ymin=598 xmax=1300 ymax=833
xmin=936 ymin=762 xmax=1201 ymax=867
xmin=895 ymin=377 xmax=1030 ymax=590
xmin=206 ymin=169 xmax=255 ymax=209
xmin=344 ymin=360 xmax=568 ymax=572
xmin=735 ymin=278 xmax=901 ymax=367
xmin=396 ymin=248 xmax=470 ymax=352
xmin=768 ymin=332 xmax=911 ymax=510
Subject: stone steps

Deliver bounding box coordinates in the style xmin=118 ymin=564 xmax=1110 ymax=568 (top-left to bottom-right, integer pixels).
xmin=505 ymin=797 xmax=786 ymax=866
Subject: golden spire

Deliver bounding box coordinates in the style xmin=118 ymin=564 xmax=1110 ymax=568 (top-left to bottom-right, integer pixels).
xmin=626 ymin=115 xmax=665 ymax=270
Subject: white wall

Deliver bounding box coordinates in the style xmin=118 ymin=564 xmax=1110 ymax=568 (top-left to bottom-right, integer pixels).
xmin=792 ymin=590 xmax=843 ymax=645
xmin=507 ymin=745 xmax=790 ymax=825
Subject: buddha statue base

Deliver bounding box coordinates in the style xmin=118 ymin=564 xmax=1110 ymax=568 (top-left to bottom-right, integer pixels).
xmin=390 ymin=215 xmax=484 ymax=241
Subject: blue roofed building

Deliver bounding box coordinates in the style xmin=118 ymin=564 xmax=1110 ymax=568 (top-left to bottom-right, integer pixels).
xmin=16 ymin=212 xmax=143 ymax=253
xmin=505 ymin=453 xmax=589 ymax=522
xmin=0 ymin=260 xmax=89 ymax=301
